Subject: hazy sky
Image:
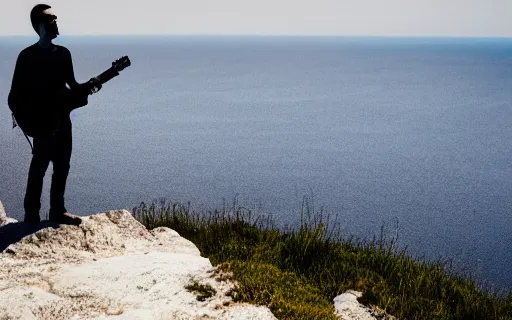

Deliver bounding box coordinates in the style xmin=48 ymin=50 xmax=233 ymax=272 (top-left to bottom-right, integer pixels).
xmin=1 ymin=0 xmax=512 ymax=37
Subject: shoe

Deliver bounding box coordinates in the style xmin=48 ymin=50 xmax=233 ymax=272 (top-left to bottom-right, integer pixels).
xmin=49 ymin=212 xmax=82 ymax=226
xmin=23 ymin=214 xmax=41 ymax=224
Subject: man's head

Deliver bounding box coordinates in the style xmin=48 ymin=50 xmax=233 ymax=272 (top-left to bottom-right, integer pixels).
xmin=30 ymin=4 xmax=59 ymax=39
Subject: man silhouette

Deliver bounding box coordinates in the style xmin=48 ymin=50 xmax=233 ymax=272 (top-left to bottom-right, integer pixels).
xmin=8 ymin=4 xmax=101 ymax=224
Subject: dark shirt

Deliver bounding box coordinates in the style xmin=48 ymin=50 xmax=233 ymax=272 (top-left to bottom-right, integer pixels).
xmin=8 ymin=43 xmax=81 ymax=134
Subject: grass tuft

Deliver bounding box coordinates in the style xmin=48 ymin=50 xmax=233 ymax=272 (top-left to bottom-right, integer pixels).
xmin=185 ymin=281 xmax=217 ymax=302
xmin=220 ymin=261 xmax=337 ymax=320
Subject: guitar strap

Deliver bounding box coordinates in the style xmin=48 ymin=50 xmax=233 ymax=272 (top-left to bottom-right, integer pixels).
xmin=12 ymin=113 xmax=34 ymax=152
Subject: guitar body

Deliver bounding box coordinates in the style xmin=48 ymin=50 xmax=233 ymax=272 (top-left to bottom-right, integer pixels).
xmin=11 ymin=86 xmax=88 ymax=137
xmin=10 ymin=56 xmax=131 ymax=137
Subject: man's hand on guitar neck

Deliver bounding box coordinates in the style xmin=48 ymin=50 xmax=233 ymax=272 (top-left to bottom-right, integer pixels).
xmin=71 ymin=77 xmax=101 ymax=110
xmin=84 ymin=77 xmax=102 ymax=94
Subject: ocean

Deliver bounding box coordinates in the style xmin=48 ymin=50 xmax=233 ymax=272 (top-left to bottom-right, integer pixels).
xmin=1 ymin=36 xmax=511 ymax=290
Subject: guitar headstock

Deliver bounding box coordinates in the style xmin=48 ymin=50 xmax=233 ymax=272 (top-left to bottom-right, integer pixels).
xmin=112 ymin=56 xmax=131 ymax=72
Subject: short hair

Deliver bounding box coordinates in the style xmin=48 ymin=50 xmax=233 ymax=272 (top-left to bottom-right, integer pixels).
xmin=30 ymin=4 xmax=52 ymax=35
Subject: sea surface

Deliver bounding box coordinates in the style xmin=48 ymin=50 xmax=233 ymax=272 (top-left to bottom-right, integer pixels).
xmin=1 ymin=36 xmax=511 ymax=290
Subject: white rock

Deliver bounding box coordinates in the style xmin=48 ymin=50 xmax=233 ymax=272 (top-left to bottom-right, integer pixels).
xmin=0 ymin=201 xmax=5 ymax=219
xmin=0 ymin=201 xmax=17 ymax=226
xmin=0 ymin=209 xmax=277 ymax=320
xmin=333 ymin=290 xmax=377 ymax=320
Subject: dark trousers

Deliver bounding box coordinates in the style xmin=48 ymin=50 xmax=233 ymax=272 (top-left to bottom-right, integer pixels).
xmin=24 ymin=122 xmax=72 ymax=218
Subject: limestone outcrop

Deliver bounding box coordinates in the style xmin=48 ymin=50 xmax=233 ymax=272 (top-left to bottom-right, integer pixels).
xmin=0 ymin=208 xmax=276 ymax=320
xmin=334 ymin=291 xmax=395 ymax=320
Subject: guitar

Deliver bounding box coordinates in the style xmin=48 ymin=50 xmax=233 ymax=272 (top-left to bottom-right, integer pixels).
xmin=12 ymin=56 xmax=131 ymax=137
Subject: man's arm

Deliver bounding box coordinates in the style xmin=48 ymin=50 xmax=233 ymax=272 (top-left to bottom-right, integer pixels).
xmin=64 ymin=48 xmax=88 ymax=110
xmin=8 ymin=51 xmax=30 ymax=113
xmin=66 ymin=49 xmax=101 ymax=99
xmin=8 ymin=49 xmax=48 ymax=135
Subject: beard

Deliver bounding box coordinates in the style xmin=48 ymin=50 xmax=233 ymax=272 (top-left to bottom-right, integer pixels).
xmin=46 ymin=25 xmax=59 ymax=39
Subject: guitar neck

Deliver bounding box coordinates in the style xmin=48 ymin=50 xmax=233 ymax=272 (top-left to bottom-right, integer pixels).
xmin=96 ymin=67 xmax=120 ymax=85
xmin=83 ymin=56 xmax=130 ymax=95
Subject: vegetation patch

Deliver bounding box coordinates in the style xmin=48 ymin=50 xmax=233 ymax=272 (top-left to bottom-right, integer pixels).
xmin=219 ymin=261 xmax=337 ymax=320
xmin=185 ymin=281 xmax=217 ymax=302
xmin=134 ymin=200 xmax=512 ymax=320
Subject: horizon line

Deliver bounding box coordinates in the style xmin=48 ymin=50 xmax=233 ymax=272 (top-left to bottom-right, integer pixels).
xmin=0 ymin=34 xmax=511 ymax=39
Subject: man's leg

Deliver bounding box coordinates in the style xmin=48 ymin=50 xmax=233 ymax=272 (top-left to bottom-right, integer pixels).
xmin=49 ymin=125 xmax=72 ymax=216
xmin=49 ymin=124 xmax=81 ymax=225
xmin=24 ymin=134 xmax=52 ymax=223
